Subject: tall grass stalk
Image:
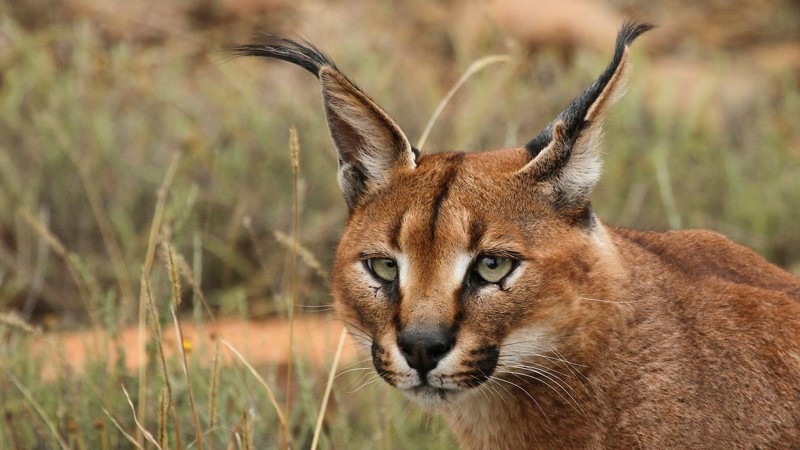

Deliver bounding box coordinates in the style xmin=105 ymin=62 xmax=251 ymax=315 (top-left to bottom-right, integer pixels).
xmin=208 ymin=343 xmax=221 ymax=450
xmin=94 ymin=419 xmax=109 ymax=450
xmin=273 ymin=231 xmax=328 ymax=282
xmin=285 ymin=127 xmax=301 ymax=448
xmin=103 ymin=408 xmax=144 ymax=450
xmin=170 ymin=249 xmax=215 ymax=320
xmin=0 ymin=312 xmax=41 ymax=335
xmin=6 ymin=372 xmax=70 ymax=450
xmin=172 ymin=306 xmax=203 ymax=449
xmin=122 ymin=384 xmax=161 ymax=449
xmin=158 ymin=386 xmax=170 ymax=450
xmin=241 ymin=410 xmax=252 ymax=450
xmin=653 ymin=143 xmax=683 ymax=229
xmin=165 ymin=242 xmax=204 ymax=450
xmin=220 ymin=339 xmax=288 ymax=448
xmin=310 ymin=327 xmax=349 ymax=450
xmin=143 ymin=272 xmax=172 ymax=397
xmin=137 ymin=152 xmax=181 ymax=446
xmin=417 ymin=55 xmax=510 ymax=151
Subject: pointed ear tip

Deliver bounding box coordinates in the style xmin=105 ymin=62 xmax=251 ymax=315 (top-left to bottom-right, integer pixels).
xmin=620 ymin=20 xmax=656 ymax=46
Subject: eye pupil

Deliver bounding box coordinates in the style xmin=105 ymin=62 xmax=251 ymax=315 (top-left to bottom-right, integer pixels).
xmin=483 ymin=257 xmax=498 ymax=269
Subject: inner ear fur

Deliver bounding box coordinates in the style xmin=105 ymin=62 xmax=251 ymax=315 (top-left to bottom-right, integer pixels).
xmin=519 ymin=21 xmax=654 ymax=217
xmin=319 ymin=68 xmax=416 ymax=208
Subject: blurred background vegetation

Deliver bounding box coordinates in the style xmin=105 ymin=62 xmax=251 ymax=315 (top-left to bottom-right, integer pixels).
xmin=0 ymin=0 xmax=799 ymax=448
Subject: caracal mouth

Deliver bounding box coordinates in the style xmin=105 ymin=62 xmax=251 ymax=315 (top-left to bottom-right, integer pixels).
xmin=402 ymin=384 xmax=470 ymax=406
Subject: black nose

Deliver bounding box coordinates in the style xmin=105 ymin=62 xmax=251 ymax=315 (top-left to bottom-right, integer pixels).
xmin=397 ymin=326 xmax=455 ymax=376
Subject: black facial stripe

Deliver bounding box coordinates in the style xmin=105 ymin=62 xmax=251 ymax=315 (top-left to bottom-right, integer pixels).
xmin=428 ymin=153 xmax=465 ymax=242
xmin=388 ymin=212 xmax=404 ymax=250
xmin=468 ymin=218 xmax=486 ymax=253
xmin=470 ymin=346 xmax=500 ymax=357
xmin=392 ymin=293 xmax=402 ymax=333
xmin=438 ymin=348 xmax=499 ymax=389
xmin=372 ymin=342 xmax=398 ymax=384
xmin=464 ymin=346 xmax=500 ymax=387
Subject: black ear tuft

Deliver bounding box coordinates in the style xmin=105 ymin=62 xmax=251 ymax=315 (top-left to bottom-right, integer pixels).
xmin=231 ymin=35 xmax=338 ymax=79
xmin=524 ymin=20 xmax=655 ymax=159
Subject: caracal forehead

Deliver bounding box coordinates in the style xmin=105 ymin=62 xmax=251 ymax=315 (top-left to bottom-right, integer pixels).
xmin=348 ymin=147 xmax=537 ymax=251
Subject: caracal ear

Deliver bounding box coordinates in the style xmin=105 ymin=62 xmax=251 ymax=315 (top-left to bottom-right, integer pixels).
xmin=318 ymin=67 xmax=416 ymax=208
xmin=519 ymin=21 xmax=654 ymax=222
xmin=233 ymin=36 xmax=416 ymax=209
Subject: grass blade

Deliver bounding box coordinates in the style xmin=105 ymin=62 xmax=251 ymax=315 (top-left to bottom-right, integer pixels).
xmin=170 ymin=303 xmax=204 ymax=450
xmin=122 ymin=384 xmax=162 ymax=450
xmin=6 ymin=371 xmax=70 ymax=450
xmin=103 ymin=409 xmax=144 ymax=450
xmin=285 ymin=127 xmax=301 ymax=448
xmin=416 ymin=55 xmax=510 ymax=151
xmin=310 ymin=327 xmax=348 ymax=450
xmin=219 ymin=339 xmax=288 ymax=448
xmin=137 ymin=151 xmax=181 ymax=446
xmin=208 ymin=343 xmax=221 ymax=450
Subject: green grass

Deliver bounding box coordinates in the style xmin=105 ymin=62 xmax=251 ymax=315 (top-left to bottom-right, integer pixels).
xmin=0 ymin=1 xmax=799 ymax=448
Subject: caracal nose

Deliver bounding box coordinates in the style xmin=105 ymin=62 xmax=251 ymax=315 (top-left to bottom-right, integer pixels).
xmin=397 ymin=326 xmax=455 ymax=376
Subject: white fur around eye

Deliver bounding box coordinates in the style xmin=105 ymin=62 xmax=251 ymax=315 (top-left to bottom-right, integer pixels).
xmin=395 ymin=253 xmax=409 ymax=291
xmin=452 ymin=253 xmax=473 ymax=288
xmin=498 ymin=261 xmax=524 ymax=287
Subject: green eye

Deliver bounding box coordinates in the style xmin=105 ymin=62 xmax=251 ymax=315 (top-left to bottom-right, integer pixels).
xmin=474 ymin=256 xmax=514 ymax=284
xmin=366 ymin=258 xmax=397 ymax=282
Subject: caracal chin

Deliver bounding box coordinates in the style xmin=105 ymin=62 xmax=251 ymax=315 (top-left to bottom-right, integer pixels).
xmin=235 ymin=21 xmax=800 ymax=449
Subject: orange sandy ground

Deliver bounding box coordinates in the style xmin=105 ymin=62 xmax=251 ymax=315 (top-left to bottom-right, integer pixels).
xmin=31 ymin=315 xmax=361 ymax=379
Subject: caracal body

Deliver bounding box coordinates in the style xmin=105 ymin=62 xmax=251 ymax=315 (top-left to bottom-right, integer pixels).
xmin=237 ymin=22 xmax=800 ymax=449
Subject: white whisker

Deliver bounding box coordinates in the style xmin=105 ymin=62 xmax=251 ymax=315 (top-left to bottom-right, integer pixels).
xmin=499 ymin=367 xmax=586 ymax=417
xmin=577 ymin=295 xmax=641 ymax=305
xmin=489 ymin=375 xmax=550 ymax=423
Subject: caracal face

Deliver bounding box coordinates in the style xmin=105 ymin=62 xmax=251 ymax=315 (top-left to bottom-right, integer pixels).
xmin=331 ymin=148 xmax=619 ymax=407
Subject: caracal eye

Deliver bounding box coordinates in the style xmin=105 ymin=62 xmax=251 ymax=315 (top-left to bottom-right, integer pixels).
xmin=366 ymin=258 xmax=398 ymax=282
xmin=475 ymin=256 xmax=514 ymax=284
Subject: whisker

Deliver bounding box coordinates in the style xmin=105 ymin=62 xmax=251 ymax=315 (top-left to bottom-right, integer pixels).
xmin=489 ymin=375 xmax=550 ymax=423
xmin=339 ymin=357 xmax=373 ymax=369
xmin=345 ymin=369 xmax=377 ymax=393
xmin=334 ymin=366 xmax=374 ymax=380
xmin=348 ymin=374 xmax=384 ymax=396
xmin=500 ymin=339 xmax=545 ymax=348
xmin=332 ymin=318 xmax=372 ymax=341
xmin=496 ymin=347 xmax=587 ymax=371
xmin=551 ymin=348 xmax=589 ymax=382
xmin=297 ymin=304 xmax=335 ymax=311
xmin=577 ymin=295 xmax=641 ymax=305
xmin=504 ymin=361 xmax=569 ymax=379
xmin=499 ymin=368 xmax=586 ymax=417
xmin=481 ymin=376 xmax=509 ymax=409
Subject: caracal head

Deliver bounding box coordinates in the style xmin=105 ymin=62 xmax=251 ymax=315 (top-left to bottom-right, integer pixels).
xmin=235 ymin=22 xmax=652 ymax=407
